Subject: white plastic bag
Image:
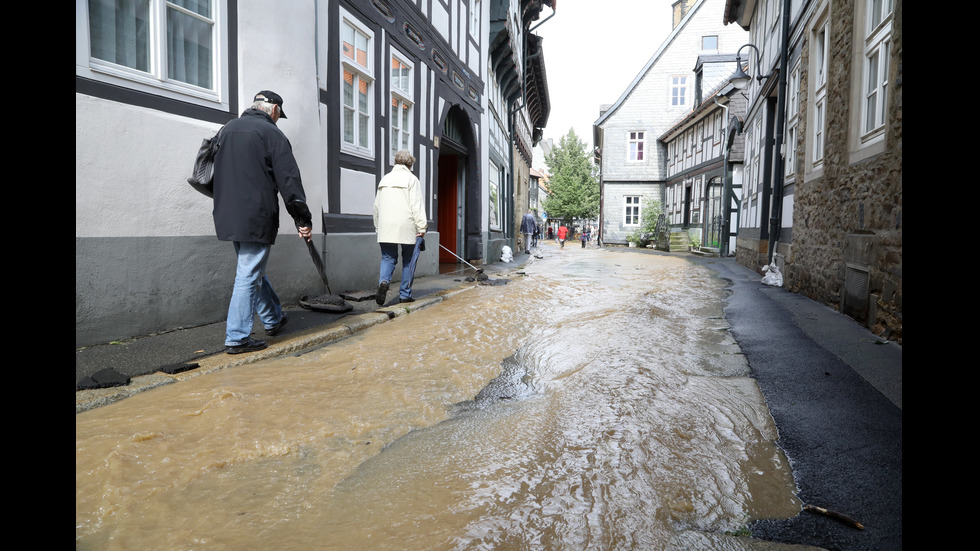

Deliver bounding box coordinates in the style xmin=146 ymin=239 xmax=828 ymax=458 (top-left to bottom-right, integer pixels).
xmin=500 ymin=246 xmax=513 ymax=263
xmin=761 ymin=261 xmax=783 ymax=287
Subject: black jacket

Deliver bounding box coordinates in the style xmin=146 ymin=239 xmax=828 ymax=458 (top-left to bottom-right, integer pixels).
xmin=212 ymin=108 xmax=312 ymax=244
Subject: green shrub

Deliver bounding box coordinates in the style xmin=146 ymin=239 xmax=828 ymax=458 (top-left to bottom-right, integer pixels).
xmin=627 ymin=202 xmax=662 ymax=247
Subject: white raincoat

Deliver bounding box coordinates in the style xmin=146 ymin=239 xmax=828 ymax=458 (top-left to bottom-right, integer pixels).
xmin=373 ymin=164 xmax=427 ymax=244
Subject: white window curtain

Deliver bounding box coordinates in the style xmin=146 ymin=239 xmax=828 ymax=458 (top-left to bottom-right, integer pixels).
xmin=88 ymin=0 xmax=150 ymax=72
xmin=167 ymin=0 xmax=213 ymax=89
xmin=88 ymin=0 xmax=214 ymax=89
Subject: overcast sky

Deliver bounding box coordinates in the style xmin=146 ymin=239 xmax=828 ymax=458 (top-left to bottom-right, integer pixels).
xmin=532 ymin=0 xmax=675 ymax=169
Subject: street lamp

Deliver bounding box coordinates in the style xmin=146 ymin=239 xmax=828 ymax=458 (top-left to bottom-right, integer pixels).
xmin=731 ymin=43 xmax=772 ymax=89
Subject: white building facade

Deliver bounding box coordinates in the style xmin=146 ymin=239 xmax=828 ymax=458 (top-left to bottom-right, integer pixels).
xmin=76 ymin=0 xmax=552 ymax=347
xmin=592 ymin=0 xmax=748 ymax=245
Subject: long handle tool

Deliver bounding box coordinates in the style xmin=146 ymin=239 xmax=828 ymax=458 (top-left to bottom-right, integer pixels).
xmin=306 ymin=238 xmax=333 ymax=294
xmin=439 ymin=243 xmax=484 ymax=274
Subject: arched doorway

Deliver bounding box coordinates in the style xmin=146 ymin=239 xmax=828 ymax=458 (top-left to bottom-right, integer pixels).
xmin=437 ymin=106 xmax=478 ymax=268
xmin=704 ymin=176 xmax=724 ymax=249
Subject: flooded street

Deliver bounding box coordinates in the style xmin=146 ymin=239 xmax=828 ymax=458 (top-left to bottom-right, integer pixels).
xmin=76 ymin=243 xmax=808 ymax=550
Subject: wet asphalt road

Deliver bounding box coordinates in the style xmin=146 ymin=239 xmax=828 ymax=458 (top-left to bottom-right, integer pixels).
xmin=699 ymin=257 xmax=901 ymax=551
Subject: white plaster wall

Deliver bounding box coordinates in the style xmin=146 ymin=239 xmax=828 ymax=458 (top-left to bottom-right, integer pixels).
xmin=76 ymin=0 xmax=324 ymax=241
xmin=340 ymin=168 xmax=377 ymax=215
xmin=75 ymin=96 xmax=219 ymax=238
xmin=76 ymin=0 xmax=325 ymax=346
xmin=599 ymin=0 xmax=748 ymax=183
xmin=236 ymin=0 xmax=323 ymax=234
xmin=432 ymin=1 xmax=449 ymax=43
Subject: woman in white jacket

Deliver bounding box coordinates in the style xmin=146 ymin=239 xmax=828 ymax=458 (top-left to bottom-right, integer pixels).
xmin=373 ymin=150 xmax=427 ymax=305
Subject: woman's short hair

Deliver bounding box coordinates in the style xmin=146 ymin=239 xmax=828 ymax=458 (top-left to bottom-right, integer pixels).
xmin=394 ymin=150 xmax=415 ymax=167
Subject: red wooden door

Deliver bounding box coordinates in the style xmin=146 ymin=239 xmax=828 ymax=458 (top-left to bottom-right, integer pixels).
xmin=438 ymin=155 xmax=458 ymax=263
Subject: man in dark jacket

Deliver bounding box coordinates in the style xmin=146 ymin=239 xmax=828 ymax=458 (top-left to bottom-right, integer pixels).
xmin=520 ymin=210 xmax=536 ymax=254
xmin=213 ymin=90 xmax=313 ymax=354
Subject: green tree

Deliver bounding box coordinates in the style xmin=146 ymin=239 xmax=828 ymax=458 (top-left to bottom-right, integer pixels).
xmin=542 ymin=128 xmax=599 ymax=222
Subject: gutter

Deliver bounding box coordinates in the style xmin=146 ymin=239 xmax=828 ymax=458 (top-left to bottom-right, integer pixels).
xmin=768 ymin=0 xmax=791 ymax=263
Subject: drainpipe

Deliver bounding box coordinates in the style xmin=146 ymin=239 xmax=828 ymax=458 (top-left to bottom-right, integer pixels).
xmin=713 ymin=97 xmax=731 ymax=257
xmin=768 ymin=0 xmax=791 ymax=264
xmin=529 ymin=4 xmax=556 ymax=33
xmin=508 ymin=97 xmax=524 ymax=246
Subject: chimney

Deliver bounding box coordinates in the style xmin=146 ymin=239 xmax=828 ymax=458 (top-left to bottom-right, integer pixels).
xmin=672 ymin=0 xmax=693 ymax=28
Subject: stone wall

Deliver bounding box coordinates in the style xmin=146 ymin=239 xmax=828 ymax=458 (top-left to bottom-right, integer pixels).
xmin=783 ymin=0 xmax=903 ymax=344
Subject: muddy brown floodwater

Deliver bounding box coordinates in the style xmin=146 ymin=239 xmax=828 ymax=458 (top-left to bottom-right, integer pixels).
xmin=76 ymin=244 xmax=820 ymax=550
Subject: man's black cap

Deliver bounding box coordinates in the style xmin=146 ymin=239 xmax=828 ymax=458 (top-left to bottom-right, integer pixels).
xmin=255 ymin=90 xmax=287 ymax=119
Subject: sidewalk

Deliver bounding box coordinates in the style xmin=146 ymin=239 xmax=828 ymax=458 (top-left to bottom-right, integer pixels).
xmin=694 ymin=255 xmax=902 ymax=550
xmin=76 ymin=252 xmax=537 ymax=414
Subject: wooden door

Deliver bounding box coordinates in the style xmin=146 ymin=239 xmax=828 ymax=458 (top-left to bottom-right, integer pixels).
xmin=438 ymin=155 xmax=459 ymax=263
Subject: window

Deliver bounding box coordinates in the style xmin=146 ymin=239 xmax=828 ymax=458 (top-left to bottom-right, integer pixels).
xmin=470 ymin=0 xmax=481 ymax=38
xmin=78 ymin=0 xmax=226 ymax=107
xmin=671 ymin=76 xmax=687 ymax=106
xmin=701 ymin=35 xmax=718 ymax=51
xmin=390 ymin=51 xmax=413 ymax=158
xmin=628 ymin=131 xmax=645 ymax=161
xmin=489 ymin=162 xmax=502 ymax=230
xmin=862 ymin=0 xmax=892 ymax=138
xmin=785 ymin=61 xmax=800 ymax=177
xmin=811 ymin=21 xmax=829 ymax=165
xmin=625 ymin=196 xmax=641 ymax=225
xmin=341 ymin=10 xmax=374 ymax=156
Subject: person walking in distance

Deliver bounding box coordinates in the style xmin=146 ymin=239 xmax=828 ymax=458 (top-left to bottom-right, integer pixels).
xmin=374 ymin=150 xmax=427 ymax=305
xmin=520 ymin=209 xmax=536 ymax=254
xmin=212 ymin=91 xmax=313 ymax=354
xmin=557 ymin=224 xmax=569 ymax=249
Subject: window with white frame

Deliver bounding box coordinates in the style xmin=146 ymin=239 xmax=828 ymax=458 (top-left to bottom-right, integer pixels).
xmin=671 ymin=76 xmax=687 ymax=107
xmin=701 ymin=35 xmax=718 ymax=51
xmin=78 ymin=0 xmax=226 ymax=106
xmin=749 ymin=119 xmax=761 ymax=204
xmin=624 ymin=196 xmax=641 ymax=225
xmin=470 ymin=0 xmax=481 ymax=38
xmin=862 ymin=0 xmax=892 ymax=139
xmin=628 ymin=131 xmax=645 ymax=161
xmin=390 ymin=51 xmax=413 ymax=158
xmin=785 ymin=61 xmax=800 ymax=177
xmin=811 ymin=20 xmax=829 ymax=165
xmin=489 ymin=162 xmax=502 ymax=230
xmin=341 ymin=10 xmax=374 ymax=156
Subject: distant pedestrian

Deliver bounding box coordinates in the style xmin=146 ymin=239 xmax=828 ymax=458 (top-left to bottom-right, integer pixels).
xmin=520 ymin=210 xmax=536 ymax=254
xmin=213 ymin=90 xmax=312 ymax=355
xmin=581 ymin=227 xmax=589 ymax=248
xmin=557 ymin=224 xmax=568 ymax=249
xmin=374 ymin=150 xmax=427 ymax=305
xmin=547 ymin=226 xmax=554 ymax=240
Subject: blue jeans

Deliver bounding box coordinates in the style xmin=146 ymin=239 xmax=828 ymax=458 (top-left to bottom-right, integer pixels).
xmin=379 ymin=237 xmax=422 ymax=299
xmin=225 ymin=241 xmax=283 ymax=346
